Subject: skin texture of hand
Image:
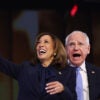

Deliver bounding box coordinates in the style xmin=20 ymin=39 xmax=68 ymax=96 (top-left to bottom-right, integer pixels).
xmin=45 ymin=81 xmax=64 ymax=95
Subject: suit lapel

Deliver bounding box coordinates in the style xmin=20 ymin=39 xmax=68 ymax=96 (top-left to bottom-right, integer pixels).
xmin=86 ymin=63 xmax=96 ymax=100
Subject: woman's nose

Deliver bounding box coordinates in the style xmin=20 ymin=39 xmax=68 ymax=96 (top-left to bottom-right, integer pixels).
xmin=39 ymin=42 xmax=44 ymax=47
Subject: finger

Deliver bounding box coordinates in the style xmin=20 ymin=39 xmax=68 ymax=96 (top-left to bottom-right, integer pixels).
xmin=46 ymin=81 xmax=57 ymax=86
xmin=46 ymin=87 xmax=59 ymax=95
xmin=45 ymin=82 xmax=57 ymax=90
xmin=45 ymin=84 xmax=56 ymax=90
xmin=46 ymin=87 xmax=55 ymax=93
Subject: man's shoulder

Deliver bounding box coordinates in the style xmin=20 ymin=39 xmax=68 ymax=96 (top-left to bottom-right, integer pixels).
xmin=86 ymin=62 xmax=100 ymax=71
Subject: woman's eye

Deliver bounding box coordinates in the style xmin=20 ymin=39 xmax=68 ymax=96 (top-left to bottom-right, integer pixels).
xmin=44 ymin=40 xmax=49 ymax=43
xmin=36 ymin=41 xmax=40 ymax=44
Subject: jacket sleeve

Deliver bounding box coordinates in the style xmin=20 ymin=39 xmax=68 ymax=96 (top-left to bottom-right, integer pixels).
xmin=0 ymin=56 xmax=23 ymax=79
xmin=60 ymin=86 xmax=76 ymax=100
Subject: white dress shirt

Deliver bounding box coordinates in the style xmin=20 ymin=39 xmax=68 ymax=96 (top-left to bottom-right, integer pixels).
xmin=80 ymin=62 xmax=89 ymax=100
xmin=68 ymin=60 xmax=90 ymax=100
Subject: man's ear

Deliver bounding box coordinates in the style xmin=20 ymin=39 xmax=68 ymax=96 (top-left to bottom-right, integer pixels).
xmin=87 ymin=45 xmax=90 ymax=54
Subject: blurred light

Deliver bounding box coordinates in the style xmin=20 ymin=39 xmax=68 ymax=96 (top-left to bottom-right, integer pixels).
xmin=70 ymin=4 xmax=78 ymax=17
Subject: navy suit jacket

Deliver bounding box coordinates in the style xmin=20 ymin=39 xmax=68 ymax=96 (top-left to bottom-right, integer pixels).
xmin=85 ymin=62 xmax=100 ymax=100
xmin=0 ymin=57 xmax=76 ymax=100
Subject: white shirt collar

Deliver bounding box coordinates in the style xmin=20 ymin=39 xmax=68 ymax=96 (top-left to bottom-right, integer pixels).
xmin=80 ymin=61 xmax=86 ymax=72
xmin=68 ymin=60 xmax=86 ymax=72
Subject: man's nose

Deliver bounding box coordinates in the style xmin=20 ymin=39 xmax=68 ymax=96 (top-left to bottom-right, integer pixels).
xmin=74 ymin=44 xmax=79 ymax=50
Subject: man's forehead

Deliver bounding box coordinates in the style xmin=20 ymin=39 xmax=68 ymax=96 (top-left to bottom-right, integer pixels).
xmin=68 ymin=40 xmax=84 ymax=43
xmin=68 ymin=34 xmax=86 ymax=41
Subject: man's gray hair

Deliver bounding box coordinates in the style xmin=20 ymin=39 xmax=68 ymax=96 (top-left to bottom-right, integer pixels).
xmin=65 ymin=30 xmax=90 ymax=46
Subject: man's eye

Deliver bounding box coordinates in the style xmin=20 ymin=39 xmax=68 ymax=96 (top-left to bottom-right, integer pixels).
xmin=69 ymin=43 xmax=74 ymax=46
xmin=79 ymin=43 xmax=84 ymax=46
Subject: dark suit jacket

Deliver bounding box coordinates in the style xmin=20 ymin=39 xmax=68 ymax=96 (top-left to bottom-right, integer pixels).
xmin=0 ymin=57 xmax=76 ymax=100
xmin=86 ymin=62 xmax=100 ymax=100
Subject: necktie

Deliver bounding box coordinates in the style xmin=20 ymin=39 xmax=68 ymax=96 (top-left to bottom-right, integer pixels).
xmin=76 ymin=67 xmax=83 ymax=100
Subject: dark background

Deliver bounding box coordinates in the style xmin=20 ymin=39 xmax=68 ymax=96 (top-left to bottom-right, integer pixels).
xmin=0 ymin=0 xmax=100 ymax=100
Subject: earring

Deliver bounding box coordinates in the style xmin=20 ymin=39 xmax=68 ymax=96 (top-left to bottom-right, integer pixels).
xmin=54 ymin=53 xmax=56 ymax=56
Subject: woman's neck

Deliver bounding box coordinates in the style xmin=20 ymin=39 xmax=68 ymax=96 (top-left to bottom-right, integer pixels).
xmin=41 ymin=58 xmax=53 ymax=67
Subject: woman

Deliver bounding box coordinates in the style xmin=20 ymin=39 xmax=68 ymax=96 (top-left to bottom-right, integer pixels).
xmin=0 ymin=32 xmax=75 ymax=100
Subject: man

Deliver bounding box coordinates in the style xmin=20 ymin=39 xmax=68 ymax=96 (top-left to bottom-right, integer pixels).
xmin=65 ymin=30 xmax=100 ymax=100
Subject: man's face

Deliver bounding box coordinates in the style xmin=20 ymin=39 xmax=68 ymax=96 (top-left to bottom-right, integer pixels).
xmin=65 ymin=32 xmax=90 ymax=66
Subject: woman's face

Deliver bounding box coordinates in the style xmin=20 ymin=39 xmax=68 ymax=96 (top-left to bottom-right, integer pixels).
xmin=36 ymin=35 xmax=55 ymax=65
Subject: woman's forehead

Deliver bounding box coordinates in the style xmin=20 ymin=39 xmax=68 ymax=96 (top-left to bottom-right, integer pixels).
xmin=39 ymin=35 xmax=52 ymax=40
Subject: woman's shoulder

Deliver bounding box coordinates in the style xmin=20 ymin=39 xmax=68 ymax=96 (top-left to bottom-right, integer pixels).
xmin=20 ymin=61 xmax=40 ymax=69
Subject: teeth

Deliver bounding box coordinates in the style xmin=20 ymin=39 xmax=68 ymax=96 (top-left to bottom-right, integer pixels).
xmin=39 ymin=49 xmax=46 ymax=53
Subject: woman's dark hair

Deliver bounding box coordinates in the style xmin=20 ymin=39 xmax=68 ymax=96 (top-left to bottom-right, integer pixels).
xmin=32 ymin=32 xmax=67 ymax=69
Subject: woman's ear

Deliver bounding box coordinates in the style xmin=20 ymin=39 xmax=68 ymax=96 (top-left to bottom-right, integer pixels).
xmin=53 ymin=52 xmax=56 ymax=56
